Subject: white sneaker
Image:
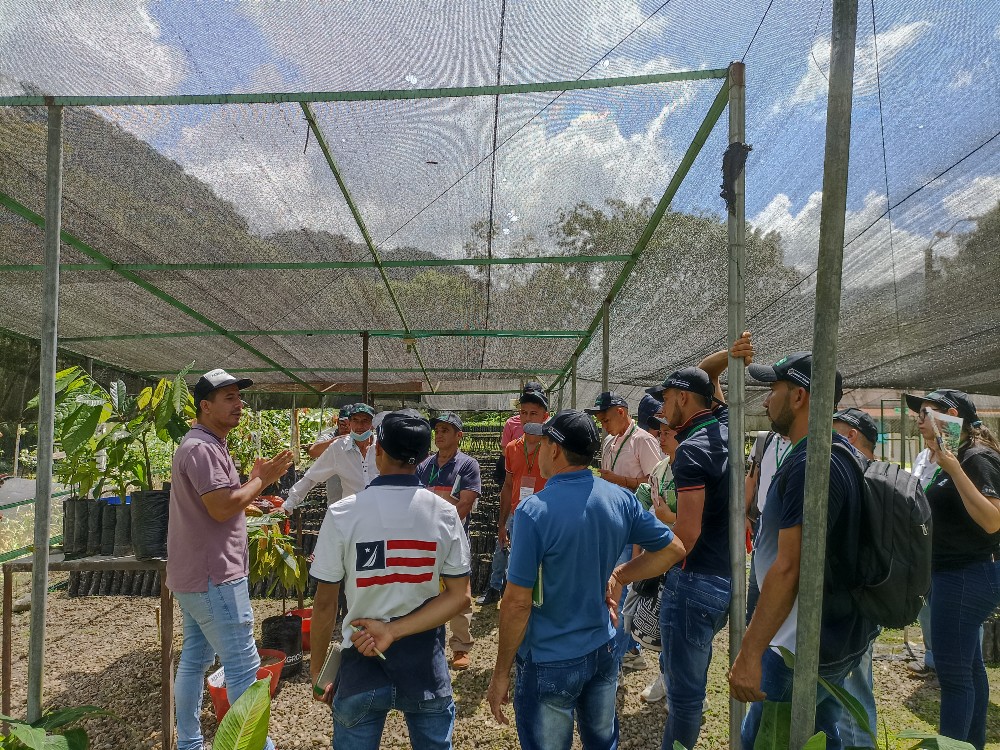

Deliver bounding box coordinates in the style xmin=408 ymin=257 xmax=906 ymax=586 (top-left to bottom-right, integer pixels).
xmin=641 ymin=675 xmax=666 ymax=702
xmin=621 ymin=650 xmax=648 ymax=671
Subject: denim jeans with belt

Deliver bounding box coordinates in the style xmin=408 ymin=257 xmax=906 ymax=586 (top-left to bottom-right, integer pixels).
xmin=741 ymin=648 xmax=855 ymax=750
xmin=174 ymin=577 xmax=274 ymax=750
xmin=514 ymin=639 xmax=619 ymax=750
xmin=488 ymin=515 xmax=514 ymax=591
xmin=931 ymin=560 xmax=1000 ymax=750
xmin=332 ymin=684 xmax=455 ymax=750
xmin=659 ymin=567 xmax=731 ymax=750
xmin=836 ymin=642 xmax=877 ymax=747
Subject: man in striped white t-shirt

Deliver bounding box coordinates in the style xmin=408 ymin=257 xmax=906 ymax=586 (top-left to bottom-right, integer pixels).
xmin=309 ymin=409 xmax=471 ymax=750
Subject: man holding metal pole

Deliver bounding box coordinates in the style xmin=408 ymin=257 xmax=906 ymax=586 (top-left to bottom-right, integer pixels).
xmin=730 ymin=353 xmax=877 ymax=749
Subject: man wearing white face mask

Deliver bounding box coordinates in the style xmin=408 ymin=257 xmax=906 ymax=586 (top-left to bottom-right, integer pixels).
xmin=282 ymin=403 xmax=381 ymax=513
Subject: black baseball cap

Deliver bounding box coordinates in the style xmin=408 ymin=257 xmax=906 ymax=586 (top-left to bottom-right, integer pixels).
xmin=350 ymin=403 xmax=377 ymax=418
xmin=523 ymin=409 xmax=602 ymax=458
xmin=524 ymin=380 xmax=545 ymax=392
xmin=193 ymin=368 xmax=253 ymax=404
xmin=647 ymin=367 xmax=717 ymax=403
xmin=748 ymin=352 xmax=844 ymax=405
xmin=377 ymin=408 xmax=431 ymax=465
xmin=904 ymin=389 xmax=979 ymax=424
xmin=519 ymin=389 xmax=549 ymax=409
xmin=430 ymin=412 xmax=464 ymax=431
xmin=833 ymin=408 xmax=879 ymax=445
xmin=584 ymin=391 xmax=629 ymax=414
xmin=638 ymin=393 xmax=663 ymax=431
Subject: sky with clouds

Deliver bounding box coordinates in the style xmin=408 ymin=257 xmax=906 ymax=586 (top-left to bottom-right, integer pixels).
xmin=0 ymin=0 xmax=998 ymax=393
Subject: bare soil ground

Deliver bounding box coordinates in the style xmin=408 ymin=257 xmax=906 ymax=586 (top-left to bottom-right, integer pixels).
xmin=5 ymin=574 xmax=1000 ymax=749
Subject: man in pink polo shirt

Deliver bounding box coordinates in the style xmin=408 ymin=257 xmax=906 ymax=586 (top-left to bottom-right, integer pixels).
xmin=167 ymin=369 xmax=292 ymax=750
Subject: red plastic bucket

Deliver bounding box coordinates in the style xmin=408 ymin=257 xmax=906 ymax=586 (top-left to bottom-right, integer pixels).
xmin=206 ymin=648 xmax=285 ymax=721
xmin=286 ymin=608 xmax=312 ymax=651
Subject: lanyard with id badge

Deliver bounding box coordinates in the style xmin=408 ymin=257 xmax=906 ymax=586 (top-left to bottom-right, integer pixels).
xmin=519 ymin=441 xmax=541 ymax=506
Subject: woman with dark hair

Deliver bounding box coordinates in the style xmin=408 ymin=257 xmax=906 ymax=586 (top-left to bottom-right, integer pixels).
xmin=906 ymin=388 xmax=1000 ymax=750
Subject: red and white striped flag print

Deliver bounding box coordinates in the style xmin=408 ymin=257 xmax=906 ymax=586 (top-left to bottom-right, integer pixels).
xmin=355 ymin=539 xmax=438 ymax=587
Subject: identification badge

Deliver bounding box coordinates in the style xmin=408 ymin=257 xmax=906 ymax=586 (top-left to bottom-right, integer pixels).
xmin=518 ymin=477 xmax=535 ymax=505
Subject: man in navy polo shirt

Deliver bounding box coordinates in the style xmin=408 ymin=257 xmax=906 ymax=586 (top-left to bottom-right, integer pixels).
xmin=310 ymin=410 xmax=472 ymax=750
xmin=486 ymin=410 xmax=685 ymax=750
xmin=730 ymin=352 xmax=878 ymax=750
xmin=649 ymin=365 xmax=733 ymax=750
xmin=416 ymin=412 xmax=482 ymax=670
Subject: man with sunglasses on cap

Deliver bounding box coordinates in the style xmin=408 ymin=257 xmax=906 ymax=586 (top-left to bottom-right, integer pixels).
xmin=486 ymin=409 xmax=685 ymax=750
xmin=648 ymin=364 xmax=732 ymax=749
xmin=731 ymin=353 xmax=877 ymax=749
xmin=416 ymin=412 xmax=482 ymax=670
xmin=282 ymin=403 xmax=380 ymax=513
xmin=310 ymin=409 xmax=472 ymax=750
xmin=478 ymin=386 xmax=550 ymax=606
xmin=168 ymin=369 xmax=293 ymax=750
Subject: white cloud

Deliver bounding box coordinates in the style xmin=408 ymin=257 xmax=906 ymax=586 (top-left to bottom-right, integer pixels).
xmin=0 ymin=0 xmax=187 ymax=97
xmin=751 ymin=189 xmax=932 ymax=286
xmin=950 ymin=69 xmax=974 ymax=89
xmin=942 ymin=175 xmax=1000 ymax=219
xmin=790 ymin=21 xmax=931 ymax=104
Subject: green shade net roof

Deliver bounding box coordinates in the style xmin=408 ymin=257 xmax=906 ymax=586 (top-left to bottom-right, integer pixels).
xmin=0 ymin=0 xmax=997 ymax=410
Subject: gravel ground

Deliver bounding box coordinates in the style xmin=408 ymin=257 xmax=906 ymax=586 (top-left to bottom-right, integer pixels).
xmin=5 ymin=573 xmax=1000 ymax=749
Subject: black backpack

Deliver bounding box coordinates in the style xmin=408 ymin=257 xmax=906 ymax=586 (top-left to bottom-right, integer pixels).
xmin=835 ymin=443 xmax=932 ymax=628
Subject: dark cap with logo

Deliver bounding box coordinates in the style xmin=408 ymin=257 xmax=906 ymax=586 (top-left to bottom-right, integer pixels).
xmin=337 ymin=405 xmax=353 ymax=421
xmin=523 ymin=409 xmax=602 ymax=459
xmin=584 ymin=391 xmax=629 ymax=414
xmin=833 ymin=408 xmax=879 ymax=445
xmin=638 ymin=393 xmax=663 ymax=431
xmin=430 ymin=412 xmax=464 ymax=431
xmin=647 ymin=367 xmax=717 ymax=403
xmin=349 ymin=403 xmax=377 ymax=418
xmin=904 ymin=388 xmax=979 ymax=424
xmin=748 ymin=351 xmax=844 ymax=405
xmin=377 ymin=408 xmax=432 ymax=465
xmin=519 ymin=388 xmax=549 ymax=409
xmin=193 ymin=368 xmax=253 ymax=404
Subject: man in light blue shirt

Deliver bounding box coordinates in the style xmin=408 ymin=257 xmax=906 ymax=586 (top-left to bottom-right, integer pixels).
xmin=486 ymin=409 xmax=686 ymax=750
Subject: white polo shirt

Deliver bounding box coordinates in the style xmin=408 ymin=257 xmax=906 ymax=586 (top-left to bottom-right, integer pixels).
xmin=283 ymin=436 xmax=379 ymax=511
xmin=310 ymin=475 xmax=471 ymax=647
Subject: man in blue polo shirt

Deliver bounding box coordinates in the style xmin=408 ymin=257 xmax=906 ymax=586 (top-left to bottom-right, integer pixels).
xmin=486 ymin=410 xmax=685 ymax=750
xmin=416 ymin=412 xmax=482 ymax=670
xmin=649 ymin=365 xmax=731 ymax=750
xmin=730 ymin=352 xmax=878 ymax=750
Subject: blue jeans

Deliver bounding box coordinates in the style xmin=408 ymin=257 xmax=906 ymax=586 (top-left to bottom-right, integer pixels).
xmin=332 ymin=684 xmax=455 ymax=750
xmin=931 ymin=561 xmax=1000 ymax=750
xmin=174 ymin=577 xmax=274 ymax=750
xmin=488 ymin=515 xmax=514 ymax=591
xmin=838 ymin=643 xmax=877 ymax=746
xmin=659 ymin=568 xmax=731 ymax=750
xmin=514 ymin=639 xmax=619 ymax=750
xmin=917 ymin=594 xmax=935 ymax=669
xmin=741 ymin=648 xmax=854 ymax=750
xmin=613 ymin=545 xmax=637 ymax=665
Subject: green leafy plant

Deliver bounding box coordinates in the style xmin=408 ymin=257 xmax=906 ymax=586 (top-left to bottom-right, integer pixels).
xmin=247 ymin=517 xmax=308 ymax=598
xmin=27 ymin=365 xmax=195 ymax=499
xmin=212 ymin=678 xmax=270 ymax=750
xmin=0 ymin=705 xmax=108 ymax=749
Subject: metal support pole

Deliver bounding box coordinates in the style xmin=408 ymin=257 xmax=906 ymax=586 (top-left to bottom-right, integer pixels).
xmin=790 ymin=0 xmax=859 ymax=745
xmin=725 ymin=60 xmax=748 ymax=747
xmin=601 ymin=302 xmax=610 ymax=392
xmin=899 ymin=395 xmax=908 ymax=468
xmin=27 ymin=104 xmax=63 ymax=722
xmin=571 ymin=356 xmax=578 ymax=409
xmin=362 ymin=331 xmax=370 ymax=406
